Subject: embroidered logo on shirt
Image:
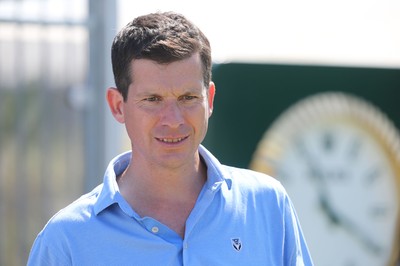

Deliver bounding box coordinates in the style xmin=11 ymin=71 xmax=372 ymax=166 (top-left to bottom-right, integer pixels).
xmin=231 ymin=238 xmax=242 ymax=252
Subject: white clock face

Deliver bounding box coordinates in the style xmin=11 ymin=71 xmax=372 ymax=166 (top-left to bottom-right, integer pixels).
xmin=251 ymin=92 xmax=400 ymax=266
xmin=277 ymin=119 xmax=399 ymax=266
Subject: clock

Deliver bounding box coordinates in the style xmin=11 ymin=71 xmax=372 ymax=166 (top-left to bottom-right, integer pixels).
xmin=250 ymin=92 xmax=400 ymax=266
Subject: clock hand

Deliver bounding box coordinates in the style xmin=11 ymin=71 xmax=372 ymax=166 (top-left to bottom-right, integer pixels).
xmin=317 ymin=185 xmax=383 ymax=254
xmin=332 ymin=207 xmax=383 ymax=255
xmin=298 ymin=141 xmax=383 ymax=255
xmin=296 ymin=140 xmax=335 ymax=220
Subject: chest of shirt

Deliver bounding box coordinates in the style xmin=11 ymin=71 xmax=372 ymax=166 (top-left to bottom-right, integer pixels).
xmin=66 ymin=189 xmax=285 ymax=265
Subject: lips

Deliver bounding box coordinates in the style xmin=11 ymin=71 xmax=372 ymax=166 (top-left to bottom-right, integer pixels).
xmin=156 ymin=136 xmax=188 ymax=143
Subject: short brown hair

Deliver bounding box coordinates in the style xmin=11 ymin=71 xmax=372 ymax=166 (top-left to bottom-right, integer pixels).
xmin=111 ymin=12 xmax=212 ymax=101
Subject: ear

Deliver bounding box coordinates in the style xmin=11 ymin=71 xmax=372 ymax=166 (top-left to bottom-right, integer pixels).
xmin=207 ymin=82 xmax=216 ymax=117
xmin=106 ymin=87 xmax=125 ymax=124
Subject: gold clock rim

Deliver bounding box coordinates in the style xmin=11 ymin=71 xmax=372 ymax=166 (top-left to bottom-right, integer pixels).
xmin=250 ymin=91 xmax=400 ymax=265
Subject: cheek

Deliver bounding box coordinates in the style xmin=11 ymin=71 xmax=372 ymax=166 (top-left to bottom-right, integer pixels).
xmin=193 ymin=108 xmax=210 ymax=133
xmin=125 ymin=111 xmax=159 ymax=136
xmin=123 ymin=111 xmax=142 ymax=135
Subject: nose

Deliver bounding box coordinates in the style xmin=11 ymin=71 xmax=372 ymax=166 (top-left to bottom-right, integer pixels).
xmin=161 ymin=101 xmax=184 ymax=128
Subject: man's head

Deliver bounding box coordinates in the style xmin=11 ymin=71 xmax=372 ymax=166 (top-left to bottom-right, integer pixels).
xmin=111 ymin=11 xmax=212 ymax=101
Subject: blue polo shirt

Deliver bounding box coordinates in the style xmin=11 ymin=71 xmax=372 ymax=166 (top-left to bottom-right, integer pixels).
xmin=28 ymin=145 xmax=313 ymax=265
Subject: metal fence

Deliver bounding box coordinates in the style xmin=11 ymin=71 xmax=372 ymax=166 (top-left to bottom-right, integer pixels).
xmin=0 ymin=0 xmax=118 ymax=265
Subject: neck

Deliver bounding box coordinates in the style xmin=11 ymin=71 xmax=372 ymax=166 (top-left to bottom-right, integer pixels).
xmin=117 ymin=151 xmax=207 ymax=204
xmin=117 ymin=153 xmax=207 ymax=238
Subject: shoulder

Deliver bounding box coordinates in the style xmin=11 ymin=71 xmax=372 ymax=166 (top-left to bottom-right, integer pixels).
xmin=28 ymin=185 xmax=103 ymax=265
xmin=219 ymin=165 xmax=290 ymax=208
xmin=200 ymin=145 xmax=284 ymax=192
xmin=38 ymin=184 xmax=102 ymax=239
xmin=223 ymin=165 xmax=285 ymax=192
xmin=54 ymin=184 xmax=101 ymax=221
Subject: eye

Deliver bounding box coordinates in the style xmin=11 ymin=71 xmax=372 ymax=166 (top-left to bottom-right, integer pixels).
xmin=144 ymin=96 xmax=161 ymax=102
xmin=180 ymin=95 xmax=197 ymax=101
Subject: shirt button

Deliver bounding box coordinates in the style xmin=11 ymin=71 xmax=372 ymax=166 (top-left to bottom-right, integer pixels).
xmin=151 ymin=226 xmax=159 ymax=233
xmin=183 ymin=242 xmax=188 ymax=249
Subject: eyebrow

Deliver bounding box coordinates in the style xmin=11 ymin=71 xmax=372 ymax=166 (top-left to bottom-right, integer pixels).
xmin=135 ymin=87 xmax=204 ymax=97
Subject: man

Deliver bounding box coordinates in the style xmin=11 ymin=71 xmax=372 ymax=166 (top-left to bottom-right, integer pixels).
xmin=28 ymin=12 xmax=313 ymax=265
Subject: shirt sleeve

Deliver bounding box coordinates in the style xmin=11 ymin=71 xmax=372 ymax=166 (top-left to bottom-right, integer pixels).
xmin=27 ymin=230 xmax=71 ymax=266
xmin=283 ymin=194 xmax=314 ymax=266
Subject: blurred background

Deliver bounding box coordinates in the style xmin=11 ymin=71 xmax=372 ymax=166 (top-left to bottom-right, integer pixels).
xmin=0 ymin=0 xmax=399 ymax=265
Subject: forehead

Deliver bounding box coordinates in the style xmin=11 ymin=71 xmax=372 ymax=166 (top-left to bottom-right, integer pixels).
xmin=129 ymin=53 xmax=204 ymax=93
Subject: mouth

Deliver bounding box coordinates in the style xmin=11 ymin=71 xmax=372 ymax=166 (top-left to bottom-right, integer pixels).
xmin=156 ymin=136 xmax=188 ymax=144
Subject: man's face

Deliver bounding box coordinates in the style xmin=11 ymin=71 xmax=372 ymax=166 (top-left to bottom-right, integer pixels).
xmin=120 ymin=53 xmax=215 ymax=170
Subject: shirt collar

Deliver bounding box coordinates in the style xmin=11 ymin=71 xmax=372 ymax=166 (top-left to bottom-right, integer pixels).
xmin=93 ymin=150 xmax=131 ymax=215
xmin=198 ymin=145 xmax=232 ymax=190
xmin=94 ymin=145 xmax=232 ymax=215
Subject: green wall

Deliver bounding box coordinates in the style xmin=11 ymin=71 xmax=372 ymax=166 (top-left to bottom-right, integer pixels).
xmin=203 ymin=63 xmax=400 ymax=168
